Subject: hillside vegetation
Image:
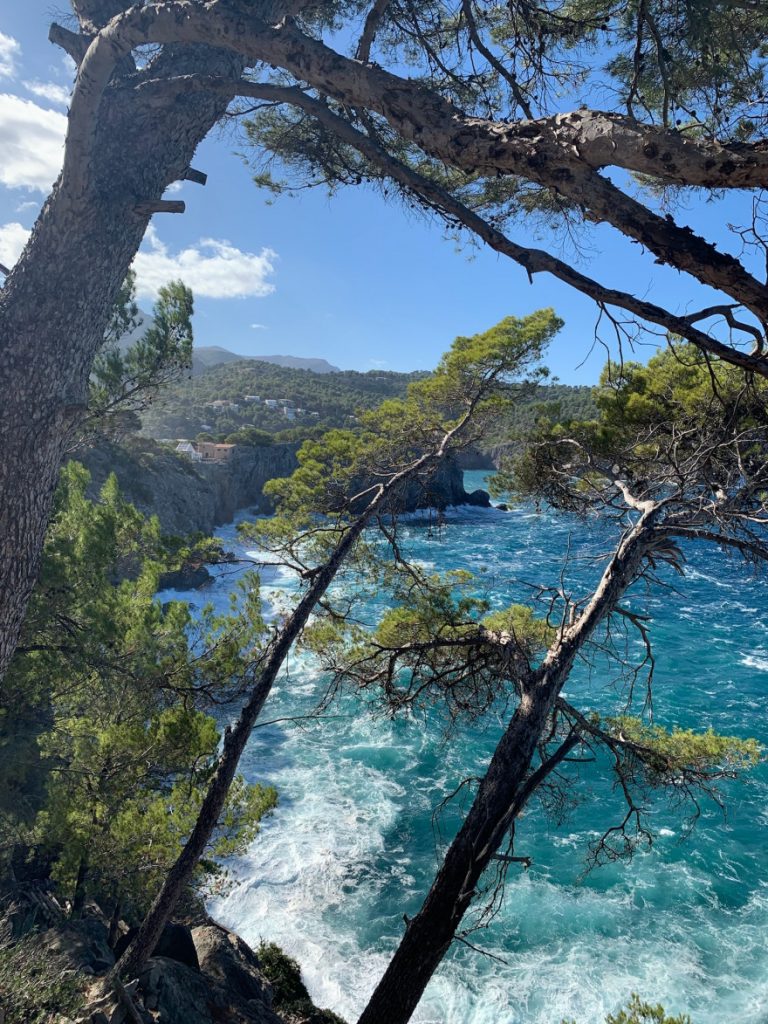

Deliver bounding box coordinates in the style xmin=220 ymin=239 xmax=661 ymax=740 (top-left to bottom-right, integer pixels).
xmin=141 ymin=358 xmax=597 ymax=448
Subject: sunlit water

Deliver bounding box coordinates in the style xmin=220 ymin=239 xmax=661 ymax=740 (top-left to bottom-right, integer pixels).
xmin=160 ymin=472 xmax=768 ymax=1024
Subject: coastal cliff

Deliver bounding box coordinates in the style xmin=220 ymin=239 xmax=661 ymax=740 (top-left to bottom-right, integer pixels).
xmin=75 ymin=439 xmax=485 ymax=536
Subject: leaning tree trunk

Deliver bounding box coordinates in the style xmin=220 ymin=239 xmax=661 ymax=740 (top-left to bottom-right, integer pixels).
xmin=113 ymin=431 xmax=467 ymax=979
xmin=0 ymin=26 xmax=245 ymax=685
xmin=112 ymin=506 xmax=374 ymax=981
xmin=357 ymin=507 xmax=659 ymax=1024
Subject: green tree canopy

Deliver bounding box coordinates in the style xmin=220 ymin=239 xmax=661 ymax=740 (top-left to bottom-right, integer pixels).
xmin=1 ymin=463 xmax=276 ymax=919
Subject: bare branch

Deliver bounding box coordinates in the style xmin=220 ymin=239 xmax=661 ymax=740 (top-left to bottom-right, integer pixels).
xmin=356 ymin=0 xmax=392 ymax=63
xmin=49 ymin=23 xmax=92 ymax=65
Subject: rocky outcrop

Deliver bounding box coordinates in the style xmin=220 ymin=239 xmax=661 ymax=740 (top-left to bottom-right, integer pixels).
xmin=114 ymin=921 xmax=200 ymax=972
xmin=455 ymin=447 xmax=497 ymax=470
xmin=42 ymin=917 xmax=116 ymax=976
xmin=192 ymin=924 xmax=274 ymax=1008
xmin=75 ymin=440 xmax=298 ymax=536
xmin=464 ymin=488 xmax=492 ymax=507
xmin=137 ymin=951 xmax=283 ymax=1024
xmin=75 ymin=440 xmax=487 ymax=537
xmin=0 ymin=887 xmax=346 ymax=1024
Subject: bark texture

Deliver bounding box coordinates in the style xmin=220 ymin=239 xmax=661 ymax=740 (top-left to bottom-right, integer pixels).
xmin=0 ymin=10 xmax=245 ymax=684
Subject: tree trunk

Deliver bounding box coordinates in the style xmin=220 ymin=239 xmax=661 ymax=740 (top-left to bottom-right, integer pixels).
xmin=114 ymin=426 xmax=476 ymax=981
xmin=108 ymin=896 xmax=122 ymax=949
xmin=112 ymin=511 xmax=369 ymax=980
xmin=71 ymin=854 xmax=89 ymax=918
xmin=0 ymin=39 xmax=244 ymax=686
xmin=357 ymin=508 xmax=660 ymax=1024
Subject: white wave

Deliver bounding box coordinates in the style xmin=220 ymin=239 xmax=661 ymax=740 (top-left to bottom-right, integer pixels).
xmin=740 ymin=652 xmax=768 ymax=672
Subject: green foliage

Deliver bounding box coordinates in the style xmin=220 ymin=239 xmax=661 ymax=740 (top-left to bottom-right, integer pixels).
xmin=140 ymin=347 xmax=590 ymax=448
xmin=141 ymin=359 xmax=429 ymax=440
xmin=500 ymin=344 xmax=768 ymax=513
xmin=1 ymin=464 xmax=276 ymax=917
xmin=606 ymin=716 xmax=762 ymax=780
xmin=90 ymin=271 xmax=193 ymax=439
xmin=224 ymin=425 xmax=274 ymax=446
xmin=246 ymin=312 xmax=560 ymax=720
xmin=0 ymin=937 xmax=85 ymax=1024
xmin=604 ymin=993 xmax=692 ymax=1024
xmin=481 ymin=603 xmax=556 ymax=652
xmin=255 ymin=312 xmax=558 ymax=548
xmin=302 ymin=565 xmax=554 ymax=722
xmin=256 ymin=941 xmax=347 ymax=1024
xmin=241 ymin=1 xmax=768 ymax=213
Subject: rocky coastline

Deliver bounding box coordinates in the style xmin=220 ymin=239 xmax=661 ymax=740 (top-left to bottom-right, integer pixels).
xmin=75 ymin=440 xmax=489 ymax=538
xmin=0 ymin=882 xmax=344 ymax=1024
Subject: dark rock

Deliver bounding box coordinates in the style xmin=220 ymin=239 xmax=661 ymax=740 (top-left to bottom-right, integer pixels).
xmin=74 ymin=440 xmax=484 ymax=538
xmin=496 ymin=502 xmax=509 ymax=511
xmin=114 ymin=921 xmax=200 ymax=972
xmin=464 ymin=488 xmax=492 ymax=507
xmin=138 ymin=954 xmax=283 ymax=1024
xmin=455 ymin=447 xmax=497 ymax=470
xmin=157 ymin=563 xmax=212 ymax=590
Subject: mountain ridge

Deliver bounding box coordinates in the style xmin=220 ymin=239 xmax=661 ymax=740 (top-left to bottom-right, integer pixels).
xmin=192 ymin=346 xmax=340 ymax=375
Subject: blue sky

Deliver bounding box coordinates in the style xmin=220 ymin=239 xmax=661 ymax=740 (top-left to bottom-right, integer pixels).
xmin=0 ymin=4 xmax=758 ymax=382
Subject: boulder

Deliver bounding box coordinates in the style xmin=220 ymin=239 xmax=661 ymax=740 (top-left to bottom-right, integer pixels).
xmin=464 ymin=488 xmax=492 ymax=507
xmin=137 ymin=955 xmax=283 ymax=1024
xmin=157 ymin=563 xmax=212 ymax=591
xmin=113 ymin=921 xmax=200 ymax=972
xmin=192 ymin=923 xmax=273 ymax=1007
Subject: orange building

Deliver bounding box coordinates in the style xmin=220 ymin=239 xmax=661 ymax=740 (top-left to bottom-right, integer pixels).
xmin=195 ymin=442 xmax=235 ymax=463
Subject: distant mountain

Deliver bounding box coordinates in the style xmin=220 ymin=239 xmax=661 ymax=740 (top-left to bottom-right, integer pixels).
xmin=192 ymin=346 xmax=340 ymax=375
xmin=112 ymin=310 xmax=340 ymax=376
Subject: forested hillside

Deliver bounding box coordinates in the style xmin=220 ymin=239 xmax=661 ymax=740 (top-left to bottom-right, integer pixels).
xmin=141 ymin=359 xmax=597 ymax=446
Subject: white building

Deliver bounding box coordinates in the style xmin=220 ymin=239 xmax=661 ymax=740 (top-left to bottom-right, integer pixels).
xmin=176 ymin=441 xmax=202 ymax=462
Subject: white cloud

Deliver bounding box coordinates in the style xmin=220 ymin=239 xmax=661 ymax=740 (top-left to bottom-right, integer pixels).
xmin=0 ymin=32 xmax=21 ymax=79
xmin=250 ymin=323 xmax=267 ymax=330
xmin=23 ymin=80 xmax=71 ymax=106
xmin=0 ymin=93 xmax=66 ymax=190
xmin=0 ymin=221 xmax=31 ymax=267
xmin=132 ymin=226 xmax=278 ymax=300
xmin=59 ymin=54 xmax=77 ymax=78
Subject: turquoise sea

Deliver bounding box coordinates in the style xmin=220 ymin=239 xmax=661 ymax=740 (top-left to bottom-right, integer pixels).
xmin=163 ymin=471 xmax=768 ymax=1024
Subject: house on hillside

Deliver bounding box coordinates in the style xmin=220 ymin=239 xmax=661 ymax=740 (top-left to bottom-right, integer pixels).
xmin=175 ymin=441 xmax=202 ymax=462
xmin=175 ymin=440 xmax=234 ymax=463
xmin=205 ymin=399 xmax=240 ymax=412
xmin=264 ymin=399 xmax=279 ymax=409
xmin=196 ymin=441 xmax=235 ymax=463
xmin=244 ymin=395 xmax=261 ymax=403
